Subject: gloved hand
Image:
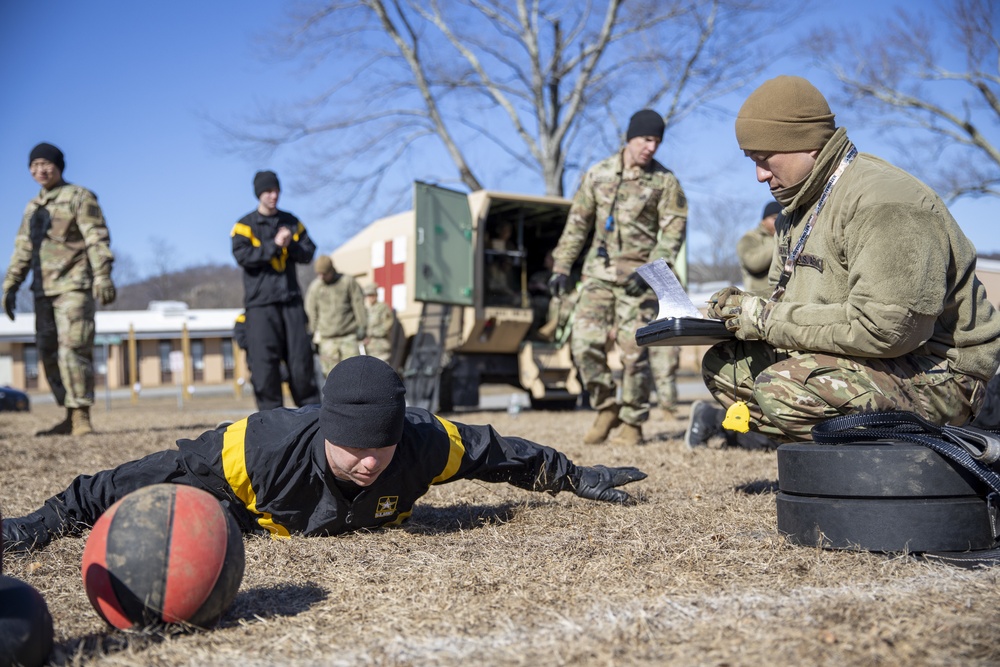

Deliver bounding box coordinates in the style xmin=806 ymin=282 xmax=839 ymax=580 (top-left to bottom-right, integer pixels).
xmin=623 ymin=271 xmax=648 ymax=297
xmin=719 ymin=293 xmax=772 ymax=341
xmin=93 ymin=275 xmax=117 ymax=305
xmin=548 ymin=272 xmax=569 ymax=297
xmin=706 ymin=286 xmax=745 ymax=319
xmin=2 ymin=288 xmax=16 ymax=321
xmin=567 ymin=464 xmax=647 ymax=505
xmin=356 ymin=327 xmax=366 ymax=340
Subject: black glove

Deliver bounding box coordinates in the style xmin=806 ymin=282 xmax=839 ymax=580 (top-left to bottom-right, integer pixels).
xmin=356 ymin=327 xmax=366 ymax=340
xmin=548 ymin=272 xmax=569 ymax=297
xmin=623 ymin=271 xmax=648 ymax=297
xmin=567 ymin=464 xmax=647 ymax=505
xmin=2 ymin=289 xmax=15 ymax=321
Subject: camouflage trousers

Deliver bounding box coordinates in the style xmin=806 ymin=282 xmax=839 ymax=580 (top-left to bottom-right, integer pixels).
xmin=702 ymin=340 xmax=987 ymax=442
xmin=649 ymin=345 xmax=680 ymax=409
xmin=570 ymin=276 xmax=656 ymax=425
xmin=318 ymin=334 xmax=360 ymax=377
xmin=364 ymin=338 xmax=392 ymax=364
xmin=35 ymin=289 xmax=96 ymax=408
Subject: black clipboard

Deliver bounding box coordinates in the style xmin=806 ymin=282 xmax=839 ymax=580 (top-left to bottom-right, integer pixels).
xmin=636 ymin=316 xmax=735 ymax=347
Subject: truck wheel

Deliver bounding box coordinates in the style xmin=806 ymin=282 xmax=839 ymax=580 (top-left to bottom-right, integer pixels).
xmin=777 ymin=441 xmax=987 ymax=498
xmin=776 ymin=492 xmax=996 ymax=552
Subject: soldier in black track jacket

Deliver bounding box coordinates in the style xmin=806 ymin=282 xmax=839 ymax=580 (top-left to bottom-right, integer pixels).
xmin=3 ymin=357 xmax=647 ymax=552
xmin=231 ymin=170 xmax=319 ymax=410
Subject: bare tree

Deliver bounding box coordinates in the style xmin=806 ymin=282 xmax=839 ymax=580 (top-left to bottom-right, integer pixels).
xmin=214 ymin=0 xmax=797 ymax=223
xmin=688 ymin=197 xmax=751 ymax=285
xmin=802 ymin=0 xmax=1000 ymax=202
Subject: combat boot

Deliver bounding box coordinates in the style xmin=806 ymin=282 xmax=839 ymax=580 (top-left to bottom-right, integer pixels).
xmin=684 ymin=400 xmax=726 ymax=449
xmin=71 ymin=407 xmax=93 ymax=436
xmin=613 ymin=423 xmax=643 ymax=446
xmin=584 ymin=408 xmax=622 ymax=444
xmin=36 ymin=408 xmax=73 ymax=436
xmin=2 ymin=515 xmax=53 ymax=554
xmin=724 ymin=430 xmax=779 ymax=451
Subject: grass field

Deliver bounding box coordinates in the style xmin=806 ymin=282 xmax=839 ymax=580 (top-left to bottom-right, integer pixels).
xmin=2 ymin=394 xmax=998 ymax=666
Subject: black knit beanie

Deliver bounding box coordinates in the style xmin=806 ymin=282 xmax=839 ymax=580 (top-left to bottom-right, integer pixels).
xmin=29 ymin=143 xmax=65 ymax=171
xmin=626 ymin=110 xmax=665 ymax=141
xmin=762 ymin=201 xmax=782 ymax=218
xmin=253 ymin=170 xmax=280 ymax=198
xmin=321 ymin=356 xmax=406 ymax=449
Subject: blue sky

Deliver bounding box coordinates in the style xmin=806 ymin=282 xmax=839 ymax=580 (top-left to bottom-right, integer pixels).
xmin=1 ymin=0 xmax=997 ymax=283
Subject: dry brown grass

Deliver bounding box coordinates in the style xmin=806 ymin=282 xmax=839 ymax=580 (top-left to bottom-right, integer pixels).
xmin=2 ymin=395 xmax=999 ymax=666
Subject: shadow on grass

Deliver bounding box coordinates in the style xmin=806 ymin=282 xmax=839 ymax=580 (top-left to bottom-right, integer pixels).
xmin=404 ymin=501 xmax=527 ymax=535
xmin=51 ymin=583 xmax=328 ymax=665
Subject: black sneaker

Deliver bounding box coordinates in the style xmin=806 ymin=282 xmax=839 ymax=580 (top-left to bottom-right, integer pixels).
xmin=2 ymin=517 xmax=52 ymax=554
xmin=684 ymin=400 xmax=723 ymax=449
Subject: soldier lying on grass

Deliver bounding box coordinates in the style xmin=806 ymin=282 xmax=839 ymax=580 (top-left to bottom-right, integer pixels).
xmin=3 ymin=356 xmax=646 ymax=553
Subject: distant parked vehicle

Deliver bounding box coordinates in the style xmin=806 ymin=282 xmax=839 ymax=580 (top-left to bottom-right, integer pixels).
xmin=0 ymin=386 xmax=30 ymax=412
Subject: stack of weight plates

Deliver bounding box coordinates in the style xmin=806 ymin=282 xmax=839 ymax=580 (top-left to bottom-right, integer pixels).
xmin=776 ymin=440 xmax=996 ymax=552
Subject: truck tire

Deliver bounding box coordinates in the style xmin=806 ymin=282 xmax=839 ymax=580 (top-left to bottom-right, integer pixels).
xmin=777 ymin=441 xmax=987 ymax=498
xmin=776 ymin=493 xmax=996 ymax=552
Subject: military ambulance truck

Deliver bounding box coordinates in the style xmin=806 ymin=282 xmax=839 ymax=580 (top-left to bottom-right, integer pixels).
xmin=331 ymin=182 xmax=583 ymax=412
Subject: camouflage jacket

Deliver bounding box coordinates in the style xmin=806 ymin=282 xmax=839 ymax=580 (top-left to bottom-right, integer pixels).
xmin=366 ymin=300 xmax=394 ymax=340
xmin=552 ymin=150 xmax=687 ymax=284
xmin=305 ymin=273 xmax=367 ymax=339
xmin=737 ymin=222 xmax=775 ymax=297
xmin=3 ymin=182 xmax=114 ymax=297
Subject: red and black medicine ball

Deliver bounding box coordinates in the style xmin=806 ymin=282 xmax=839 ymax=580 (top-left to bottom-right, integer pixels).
xmin=0 ymin=575 xmax=54 ymax=667
xmin=81 ymin=484 xmax=245 ymax=630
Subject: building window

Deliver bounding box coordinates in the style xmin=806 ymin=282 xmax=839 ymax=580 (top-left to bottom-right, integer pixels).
xmin=221 ymin=339 xmax=235 ymax=380
xmin=159 ymin=341 xmax=173 ymax=384
xmin=24 ymin=344 xmax=39 ymax=390
xmin=191 ymin=340 xmax=205 ymax=382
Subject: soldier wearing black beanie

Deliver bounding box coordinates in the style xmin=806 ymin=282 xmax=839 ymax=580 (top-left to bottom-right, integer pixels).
xmin=232 ymin=169 xmax=319 ymax=411
xmin=253 ymin=170 xmax=280 ymax=198
xmin=1 ymin=355 xmax=648 ymax=553
xmin=29 ymin=143 xmax=65 ymax=172
xmin=626 ymin=110 xmax=665 ymax=141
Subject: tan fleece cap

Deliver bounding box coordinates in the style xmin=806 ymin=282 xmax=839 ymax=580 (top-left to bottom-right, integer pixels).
xmin=315 ymin=255 xmax=333 ymax=274
xmin=735 ymin=75 xmax=836 ymax=152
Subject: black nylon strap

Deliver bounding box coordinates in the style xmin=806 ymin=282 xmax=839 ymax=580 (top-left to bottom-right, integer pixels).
xmin=811 ymin=411 xmax=1000 ymax=497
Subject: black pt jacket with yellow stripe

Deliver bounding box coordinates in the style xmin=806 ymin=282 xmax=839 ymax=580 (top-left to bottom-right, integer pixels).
xmin=42 ymin=405 xmax=574 ymax=539
xmin=231 ymin=209 xmax=316 ymax=308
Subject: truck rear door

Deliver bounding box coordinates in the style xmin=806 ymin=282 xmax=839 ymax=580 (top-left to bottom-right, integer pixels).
xmin=413 ymin=181 xmax=475 ymax=306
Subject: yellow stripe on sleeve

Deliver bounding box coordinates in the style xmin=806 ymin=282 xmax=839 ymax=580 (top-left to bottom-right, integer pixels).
xmin=221 ymin=419 xmax=291 ymax=539
xmin=231 ymin=223 xmax=261 ymax=247
xmin=431 ymin=415 xmax=466 ymax=484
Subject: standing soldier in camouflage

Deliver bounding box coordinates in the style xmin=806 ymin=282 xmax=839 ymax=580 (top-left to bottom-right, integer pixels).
xmin=362 ymin=284 xmax=394 ymax=364
xmin=549 ymin=110 xmax=688 ymax=445
xmin=2 ymin=143 xmax=115 ymax=436
xmin=305 ymin=256 xmax=367 ymax=377
xmin=685 ymin=75 xmax=1000 ymax=449
xmin=232 ymin=170 xmax=320 ymax=410
xmin=736 ymin=200 xmax=781 ymax=297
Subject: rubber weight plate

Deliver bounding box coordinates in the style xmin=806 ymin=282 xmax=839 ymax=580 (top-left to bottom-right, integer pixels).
xmin=776 ymin=492 xmax=996 ymax=552
xmin=777 ymin=441 xmax=987 ymax=498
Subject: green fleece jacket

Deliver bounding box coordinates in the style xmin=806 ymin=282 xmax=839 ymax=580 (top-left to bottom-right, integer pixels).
xmin=766 ymin=133 xmax=1000 ymax=381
